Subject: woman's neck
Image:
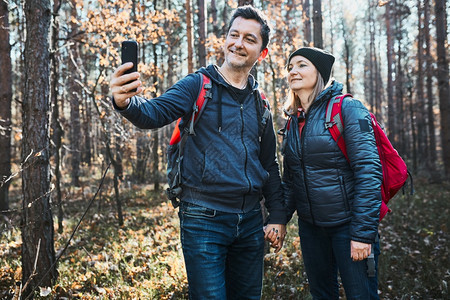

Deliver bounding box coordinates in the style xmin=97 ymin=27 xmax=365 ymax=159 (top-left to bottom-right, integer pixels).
xmin=296 ymin=89 xmax=313 ymax=112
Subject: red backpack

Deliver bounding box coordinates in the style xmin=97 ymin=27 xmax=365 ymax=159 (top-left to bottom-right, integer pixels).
xmin=325 ymin=94 xmax=411 ymax=221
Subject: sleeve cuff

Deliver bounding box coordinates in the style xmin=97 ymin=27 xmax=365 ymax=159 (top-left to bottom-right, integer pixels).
xmin=351 ymin=235 xmax=376 ymax=244
xmin=266 ymin=208 xmax=287 ymax=225
xmin=111 ymin=96 xmax=131 ymax=111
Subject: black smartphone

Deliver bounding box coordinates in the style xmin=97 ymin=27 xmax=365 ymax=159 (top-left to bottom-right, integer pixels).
xmin=121 ymin=40 xmax=138 ymax=92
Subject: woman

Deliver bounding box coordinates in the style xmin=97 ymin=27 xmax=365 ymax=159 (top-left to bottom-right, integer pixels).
xmin=281 ymin=47 xmax=382 ymax=299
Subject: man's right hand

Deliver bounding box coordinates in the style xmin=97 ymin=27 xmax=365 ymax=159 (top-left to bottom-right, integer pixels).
xmin=110 ymin=62 xmax=143 ymax=109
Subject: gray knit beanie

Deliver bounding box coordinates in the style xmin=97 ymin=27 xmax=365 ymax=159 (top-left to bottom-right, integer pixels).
xmin=287 ymin=47 xmax=335 ymax=83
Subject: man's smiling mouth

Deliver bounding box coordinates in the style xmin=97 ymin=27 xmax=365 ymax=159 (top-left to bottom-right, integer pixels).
xmin=230 ymin=49 xmax=246 ymax=57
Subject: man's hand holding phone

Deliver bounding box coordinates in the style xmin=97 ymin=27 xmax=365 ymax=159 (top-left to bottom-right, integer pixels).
xmin=110 ymin=63 xmax=142 ymax=109
xmin=110 ymin=41 xmax=142 ymax=109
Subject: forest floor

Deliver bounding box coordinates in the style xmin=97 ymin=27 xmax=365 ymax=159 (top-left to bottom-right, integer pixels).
xmin=0 ymin=174 xmax=449 ymax=299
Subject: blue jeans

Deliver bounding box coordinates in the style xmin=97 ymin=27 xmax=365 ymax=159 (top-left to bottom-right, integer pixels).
xmin=179 ymin=201 xmax=265 ymax=299
xmin=298 ymin=219 xmax=380 ymax=300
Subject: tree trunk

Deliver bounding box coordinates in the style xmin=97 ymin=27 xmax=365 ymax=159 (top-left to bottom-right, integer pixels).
xmin=22 ymin=0 xmax=57 ymax=297
xmin=50 ymin=0 xmax=64 ymax=233
xmin=133 ymin=0 xmax=149 ymax=184
xmin=416 ymin=0 xmax=426 ymax=170
xmin=394 ymin=1 xmax=411 ymax=156
xmin=385 ymin=2 xmax=395 ymax=141
xmin=186 ymin=0 xmax=193 ymax=73
xmin=197 ymin=0 xmax=206 ymax=67
xmin=114 ymin=140 xmax=123 ymax=226
xmin=395 ymin=32 xmax=406 ymax=155
xmin=69 ymin=2 xmax=82 ymax=187
xmin=424 ymin=0 xmax=436 ymax=172
xmin=82 ymin=95 xmax=92 ymax=165
xmin=151 ymin=131 xmax=160 ymax=191
xmin=238 ymin=0 xmax=253 ymax=5
xmin=343 ymin=39 xmax=351 ymax=94
xmin=434 ymin=0 xmax=450 ymax=177
xmin=341 ymin=18 xmax=352 ymax=94
xmin=366 ymin=0 xmax=375 ymax=113
xmin=408 ymin=83 xmax=418 ymax=172
xmin=211 ymin=0 xmax=219 ymax=34
xmin=375 ymin=50 xmax=383 ymax=124
xmin=134 ymin=132 xmax=150 ymax=183
xmin=327 ymin=0 xmax=334 ymax=52
xmin=152 ymin=43 xmax=160 ymax=191
xmin=0 ymin=1 xmax=12 ymax=213
xmin=312 ymin=0 xmax=323 ymax=48
xmin=221 ymin=3 xmax=229 ymax=38
xmin=302 ymin=0 xmax=312 ymax=46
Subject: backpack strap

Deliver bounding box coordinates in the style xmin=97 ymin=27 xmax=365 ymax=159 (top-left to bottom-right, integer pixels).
xmin=166 ymin=74 xmax=212 ymax=206
xmin=278 ymin=112 xmax=292 ymax=136
xmin=169 ymin=74 xmax=212 ymax=145
xmin=277 ymin=112 xmax=292 ymax=154
xmin=189 ymin=74 xmax=212 ymax=135
xmin=324 ymin=94 xmax=352 ymax=160
xmin=258 ymin=90 xmax=271 ymax=142
xmin=176 ymin=73 xmax=212 ymax=152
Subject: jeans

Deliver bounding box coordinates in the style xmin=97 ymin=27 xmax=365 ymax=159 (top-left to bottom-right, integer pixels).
xmin=179 ymin=201 xmax=265 ymax=299
xmin=298 ymin=218 xmax=380 ymax=300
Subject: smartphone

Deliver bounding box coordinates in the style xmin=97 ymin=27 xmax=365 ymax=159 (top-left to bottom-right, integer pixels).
xmin=121 ymin=40 xmax=138 ymax=92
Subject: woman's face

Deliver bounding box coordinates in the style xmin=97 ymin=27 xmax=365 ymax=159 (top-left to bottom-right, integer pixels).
xmin=287 ymin=55 xmax=318 ymax=95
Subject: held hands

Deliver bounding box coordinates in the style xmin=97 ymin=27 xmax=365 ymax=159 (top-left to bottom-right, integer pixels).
xmin=110 ymin=62 xmax=143 ymax=109
xmin=264 ymin=224 xmax=286 ymax=253
xmin=350 ymin=240 xmax=372 ymax=261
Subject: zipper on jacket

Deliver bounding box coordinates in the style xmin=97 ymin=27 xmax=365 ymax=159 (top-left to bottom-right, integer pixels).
xmin=241 ymin=103 xmax=251 ymax=211
xmin=339 ymin=176 xmax=350 ymax=211
xmin=299 ymin=112 xmax=316 ymax=225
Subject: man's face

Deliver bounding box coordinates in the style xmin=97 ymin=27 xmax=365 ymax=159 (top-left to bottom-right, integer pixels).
xmin=223 ymin=17 xmax=267 ymax=70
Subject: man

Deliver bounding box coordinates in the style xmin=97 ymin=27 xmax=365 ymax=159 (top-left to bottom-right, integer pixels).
xmin=110 ymin=6 xmax=286 ymax=299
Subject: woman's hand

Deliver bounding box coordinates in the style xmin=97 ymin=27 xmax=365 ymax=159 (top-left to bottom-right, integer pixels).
xmin=264 ymin=224 xmax=286 ymax=253
xmin=350 ymin=240 xmax=372 ymax=261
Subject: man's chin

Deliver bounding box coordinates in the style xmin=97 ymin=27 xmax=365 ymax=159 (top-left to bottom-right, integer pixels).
xmin=227 ymin=58 xmax=255 ymax=70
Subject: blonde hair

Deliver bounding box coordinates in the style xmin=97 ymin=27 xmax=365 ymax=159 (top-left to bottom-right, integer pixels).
xmin=284 ymin=73 xmax=325 ymax=114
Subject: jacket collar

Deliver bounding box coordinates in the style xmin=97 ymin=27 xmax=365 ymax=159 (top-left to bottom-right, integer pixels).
xmin=315 ymin=80 xmax=344 ymax=105
xmin=197 ymin=65 xmax=259 ymax=91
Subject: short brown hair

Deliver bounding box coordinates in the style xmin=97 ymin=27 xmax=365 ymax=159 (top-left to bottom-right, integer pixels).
xmin=227 ymin=5 xmax=271 ymax=51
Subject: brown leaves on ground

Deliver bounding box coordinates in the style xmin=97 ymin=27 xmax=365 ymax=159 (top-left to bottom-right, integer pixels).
xmin=1 ymin=188 xmax=189 ymax=299
xmin=1 ymin=181 xmax=449 ymax=299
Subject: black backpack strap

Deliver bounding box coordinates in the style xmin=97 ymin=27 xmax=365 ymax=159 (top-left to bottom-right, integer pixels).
xmin=277 ymin=112 xmax=291 ymax=137
xmin=278 ymin=111 xmax=293 ymax=154
xmin=256 ymin=89 xmax=271 ymax=142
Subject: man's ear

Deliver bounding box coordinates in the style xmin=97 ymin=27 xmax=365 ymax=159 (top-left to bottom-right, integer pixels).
xmin=258 ymin=48 xmax=268 ymax=62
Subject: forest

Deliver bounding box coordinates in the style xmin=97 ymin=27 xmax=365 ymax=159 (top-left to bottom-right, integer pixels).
xmin=0 ymin=0 xmax=449 ymax=298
